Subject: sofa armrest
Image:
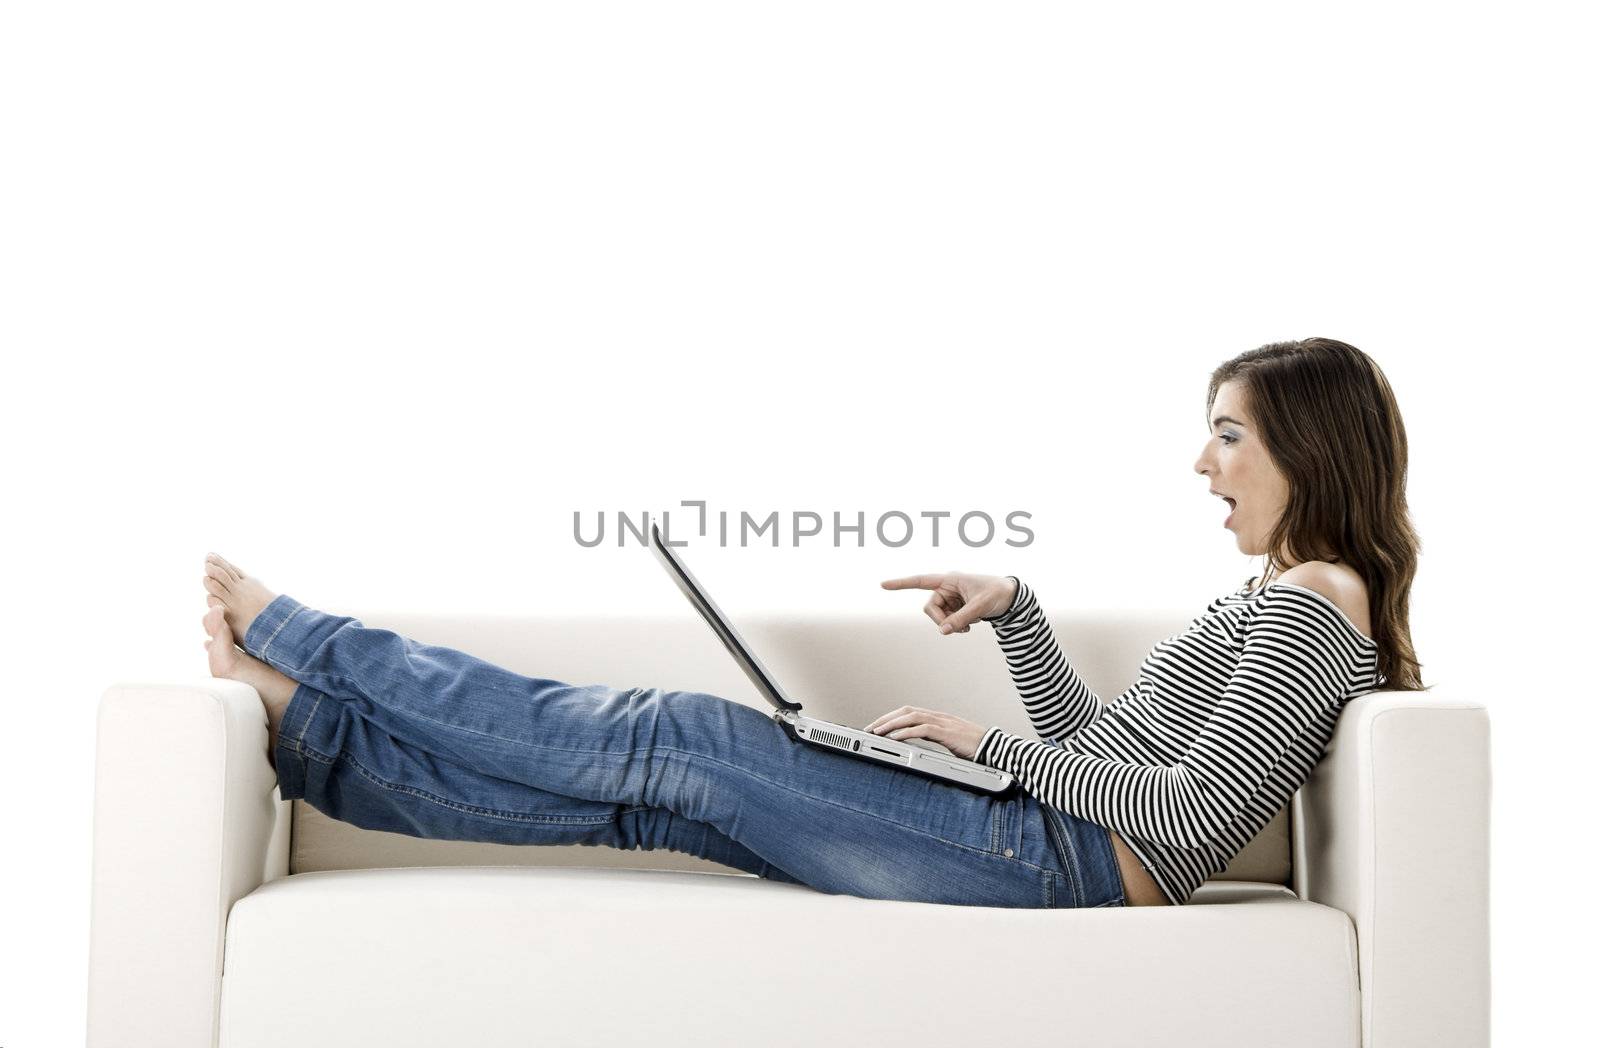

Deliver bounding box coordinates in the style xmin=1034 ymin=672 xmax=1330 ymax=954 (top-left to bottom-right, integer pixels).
xmin=1294 ymin=692 xmax=1491 ymax=1048
xmin=88 ymin=680 xmax=290 ymax=1048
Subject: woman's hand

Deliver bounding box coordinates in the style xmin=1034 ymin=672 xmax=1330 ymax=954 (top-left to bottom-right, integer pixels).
xmin=880 ymin=571 xmax=1019 ymax=634
xmin=863 ymin=706 xmax=989 ymax=761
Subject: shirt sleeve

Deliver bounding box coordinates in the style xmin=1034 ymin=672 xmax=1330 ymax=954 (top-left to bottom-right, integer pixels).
xmin=974 ymin=585 xmax=1364 ymax=850
xmin=977 ymin=577 xmax=1110 ymax=750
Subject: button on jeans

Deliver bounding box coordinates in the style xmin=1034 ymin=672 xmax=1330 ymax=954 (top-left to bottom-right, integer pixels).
xmin=246 ymin=594 xmax=1126 ymax=909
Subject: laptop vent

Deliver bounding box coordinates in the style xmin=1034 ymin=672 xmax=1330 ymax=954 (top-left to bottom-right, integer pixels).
xmin=809 ymin=728 xmax=853 ymax=750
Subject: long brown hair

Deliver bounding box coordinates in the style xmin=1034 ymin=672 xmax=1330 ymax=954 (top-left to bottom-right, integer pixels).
xmin=1207 ymin=338 xmax=1427 ymax=691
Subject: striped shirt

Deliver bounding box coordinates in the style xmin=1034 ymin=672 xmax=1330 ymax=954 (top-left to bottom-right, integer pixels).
xmin=973 ymin=576 xmax=1383 ymax=906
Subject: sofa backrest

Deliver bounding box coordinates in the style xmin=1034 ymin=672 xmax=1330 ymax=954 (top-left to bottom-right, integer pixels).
xmin=285 ymin=607 xmax=1295 ymax=887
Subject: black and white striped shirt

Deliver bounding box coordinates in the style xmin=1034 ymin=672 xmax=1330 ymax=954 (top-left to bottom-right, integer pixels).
xmin=973 ymin=576 xmax=1383 ymax=906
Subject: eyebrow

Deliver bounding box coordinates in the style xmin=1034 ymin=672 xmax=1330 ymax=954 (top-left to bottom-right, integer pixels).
xmin=1210 ymin=415 xmax=1247 ymax=429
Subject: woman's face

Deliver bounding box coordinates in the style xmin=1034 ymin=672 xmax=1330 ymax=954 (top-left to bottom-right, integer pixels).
xmin=1194 ymin=380 xmax=1290 ymax=558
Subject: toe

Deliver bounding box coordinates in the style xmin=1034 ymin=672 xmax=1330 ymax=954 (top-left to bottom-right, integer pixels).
xmin=204 ymin=562 xmax=234 ymax=587
xmin=203 ymin=576 xmax=227 ymax=599
xmin=208 ymin=553 xmax=244 ymax=581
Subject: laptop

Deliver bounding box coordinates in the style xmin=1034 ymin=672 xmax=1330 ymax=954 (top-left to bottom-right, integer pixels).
xmin=647 ymin=516 xmax=1018 ymax=796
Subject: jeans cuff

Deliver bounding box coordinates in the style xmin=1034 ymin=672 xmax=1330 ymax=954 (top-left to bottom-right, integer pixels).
xmin=243 ymin=593 xmax=309 ymax=664
xmin=274 ymin=681 xmax=340 ymax=802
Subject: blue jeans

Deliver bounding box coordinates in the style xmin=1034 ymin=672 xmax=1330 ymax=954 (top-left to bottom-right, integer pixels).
xmin=246 ymin=593 xmax=1127 ymax=909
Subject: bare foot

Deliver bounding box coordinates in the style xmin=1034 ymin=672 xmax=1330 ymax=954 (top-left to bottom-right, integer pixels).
xmin=202 ymin=552 xmax=278 ymax=650
xmin=202 ymin=603 xmax=299 ymax=770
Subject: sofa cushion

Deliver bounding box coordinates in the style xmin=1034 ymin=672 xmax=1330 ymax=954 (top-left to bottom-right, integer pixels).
xmin=220 ymin=866 xmax=1357 ymax=1048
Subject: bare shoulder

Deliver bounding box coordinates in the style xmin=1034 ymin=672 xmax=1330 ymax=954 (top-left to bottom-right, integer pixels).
xmin=1276 ymin=561 xmax=1372 ymax=639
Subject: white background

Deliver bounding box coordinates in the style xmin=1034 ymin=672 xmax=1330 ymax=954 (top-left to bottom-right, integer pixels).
xmin=3 ymin=1 xmax=1594 ymax=1042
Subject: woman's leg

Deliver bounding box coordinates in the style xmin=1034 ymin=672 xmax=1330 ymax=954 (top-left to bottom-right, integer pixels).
xmin=245 ymin=593 xmax=1059 ymax=908
xmin=276 ymin=684 xmax=806 ymax=885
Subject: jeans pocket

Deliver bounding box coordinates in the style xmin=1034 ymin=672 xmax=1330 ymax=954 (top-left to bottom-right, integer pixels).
xmin=986 ymin=794 xmax=1025 ymax=859
xmin=1037 ymin=803 xmax=1084 ymax=907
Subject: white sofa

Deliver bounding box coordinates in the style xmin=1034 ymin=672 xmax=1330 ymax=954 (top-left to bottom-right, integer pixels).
xmin=88 ymin=602 xmax=1490 ymax=1047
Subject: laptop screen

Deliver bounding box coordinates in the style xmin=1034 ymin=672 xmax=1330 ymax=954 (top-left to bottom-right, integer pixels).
xmin=648 ymin=517 xmax=803 ymax=713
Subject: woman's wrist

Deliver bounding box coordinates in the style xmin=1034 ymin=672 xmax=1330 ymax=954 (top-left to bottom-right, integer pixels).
xmin=982 ymin=576 xmax=1021 ymax=622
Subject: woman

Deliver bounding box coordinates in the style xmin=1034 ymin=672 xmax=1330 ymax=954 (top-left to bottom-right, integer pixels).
xmin=201 ymin=336 xmax=1425 ymax=909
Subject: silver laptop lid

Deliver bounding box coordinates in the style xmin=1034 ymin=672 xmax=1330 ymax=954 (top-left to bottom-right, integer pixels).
xmin=648 ymin=515 xmax=803 ymax=713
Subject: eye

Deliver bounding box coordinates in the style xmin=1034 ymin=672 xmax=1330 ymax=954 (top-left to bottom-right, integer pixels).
xmin=1219 ymin=433 xmax=1238 ymax=446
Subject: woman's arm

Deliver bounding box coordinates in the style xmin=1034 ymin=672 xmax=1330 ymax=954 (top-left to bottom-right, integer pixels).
xmin=979 ymin=577 xmax=1112 ymax=749
xmin=975 ymin=585 xmax=1365 ymax=849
